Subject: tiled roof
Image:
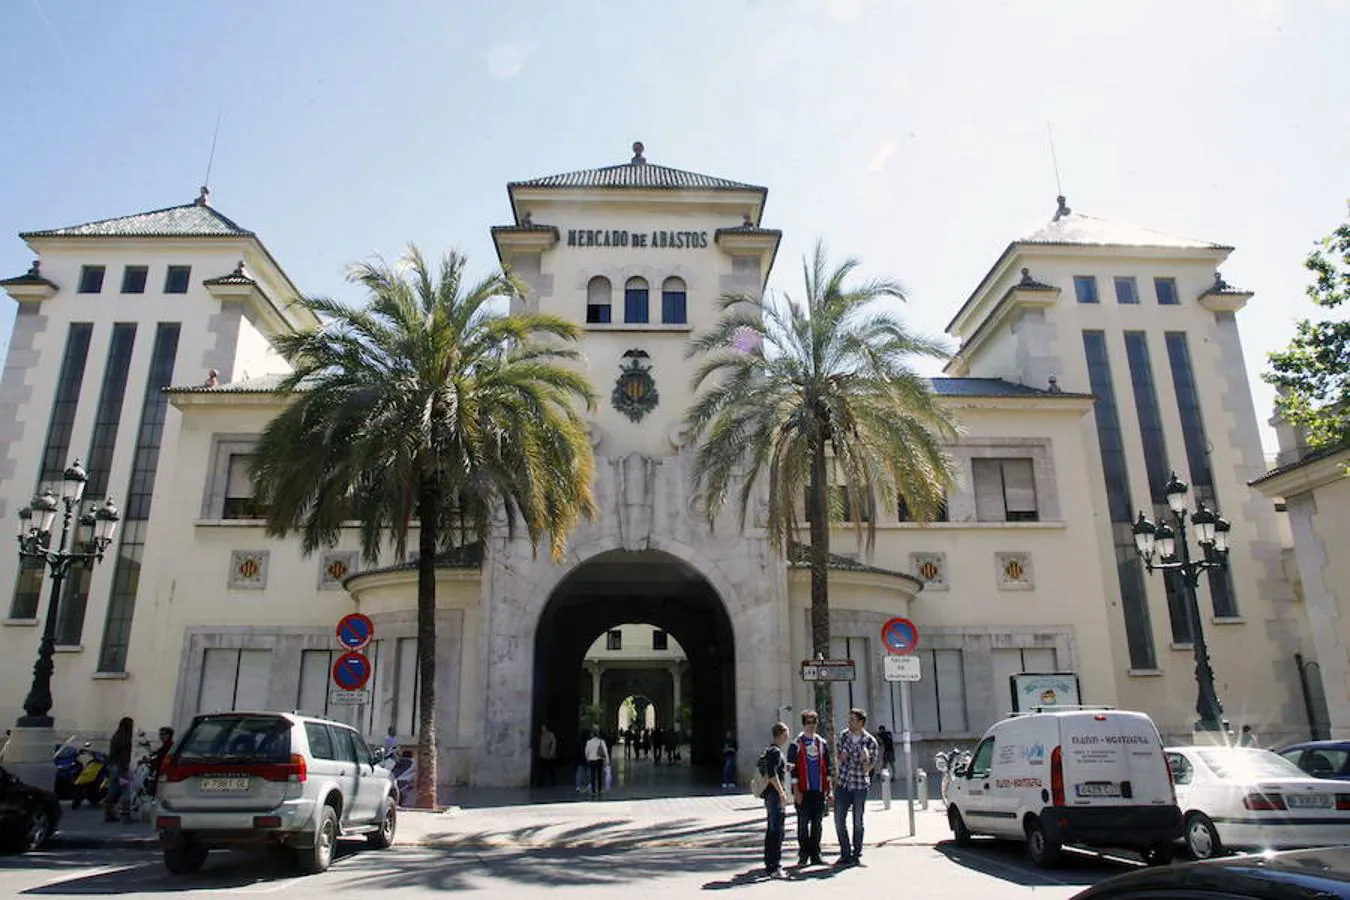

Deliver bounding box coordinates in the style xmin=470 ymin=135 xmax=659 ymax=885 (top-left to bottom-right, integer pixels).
xmin=1019 ymin=207 xmax=1226 ymax=250
xmin=1249 ymin=443 xmax=1350 ymax=486
xmin=511 ymin=161 xmax=764 ymax=193
xmin=166 ymin=373 xmax=293 ymax=394
xmin=1200 ymin=272 xmax=1251 ymax=296
xmin=0 ymin=262 xmax=57 ymax=288
xmin=715 ymin=225 xmax=782 ymax=237
xmin=930 ymin=377 xmax=1089 ymax=399
xmin=787 ymin=543 xmax=917 ymax=583
xmin=345 ymin=544 xmax=484 ymax=582
xmin=203 ymin=261 xmax=258 ymax=287
xmin=22 ymin=200 xmax=253 ymax=239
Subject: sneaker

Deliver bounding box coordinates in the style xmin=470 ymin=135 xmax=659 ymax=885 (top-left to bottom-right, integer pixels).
xmin=834 ymin=855 xmax=853 ymax=867
xmin=810 ymin=855 xmax=825 ymax=866
xmin=768 ymin=868 xmax=787 ymax=879
xmin=797 ymin=854 xmax=810 ymax=867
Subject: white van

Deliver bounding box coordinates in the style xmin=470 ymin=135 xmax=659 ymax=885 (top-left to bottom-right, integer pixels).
xmin=945 ymin=709 xmax=1181 ymax=867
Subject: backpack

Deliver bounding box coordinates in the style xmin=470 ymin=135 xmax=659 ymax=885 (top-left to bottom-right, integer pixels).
xmin=750 ymin=745 xmax=778 ymax=798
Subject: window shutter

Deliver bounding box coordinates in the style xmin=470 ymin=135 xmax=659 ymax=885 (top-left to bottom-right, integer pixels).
xmin=226 ymin=453 xmax=255 ymax=500
xmin=972 ymin=459 xmax=1006 ymax=521
xmin=1003 ymin=459 xmax=1038 ymax=514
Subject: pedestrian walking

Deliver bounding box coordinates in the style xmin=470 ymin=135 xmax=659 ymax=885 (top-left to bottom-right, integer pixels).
xmin=584 ymin=729 xmax=609 ymax=797
xmin=787 ymin=708 xmax=832 ymax=867
xmin=104 ymin=716 xmax=134 ymax=823
xmin=834 ymin=707 xmax=880 ymax=866
xmin=1238 ymin=724 xmax=1259 ymax=747
xmin=538 ymin=723 xmax=558 ymax=786
xmin=876 ymin=724 xmax=896 ymax=779
xmin=721 ymin=729 xmax=739 ymax=788
xmin=760 ymin=722 xmax=791 ymax=879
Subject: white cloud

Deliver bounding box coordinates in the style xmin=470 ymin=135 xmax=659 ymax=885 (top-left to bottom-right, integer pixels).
xmin=487 ymin=42 xmax=535 ymax=80
xmin=826 ymin=0 xmax=868 ymax=22
xmin=868 ymin=139 xmax=899 ymax=173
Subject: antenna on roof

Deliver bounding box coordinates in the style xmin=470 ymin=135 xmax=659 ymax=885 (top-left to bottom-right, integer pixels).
xmin=1046 ymin=121 xmax=1064 ymax=198
xmin=202 ymin=108 xmax=224 ymax=196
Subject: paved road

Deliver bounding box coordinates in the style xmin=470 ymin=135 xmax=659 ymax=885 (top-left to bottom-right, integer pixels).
xmin=1 ymin=794 xmax=1143 ymax=899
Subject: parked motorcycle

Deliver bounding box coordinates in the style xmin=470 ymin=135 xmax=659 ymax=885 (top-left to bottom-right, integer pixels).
xmin=70 ymin=744 xmax=109 ymax=810
xmin=933 ymin=746 xmax=972 ymax=806
xmin=375 ymin=747 xmax=416 ymax=807
xmin=52 ymin=740 xmax=83 ymax=801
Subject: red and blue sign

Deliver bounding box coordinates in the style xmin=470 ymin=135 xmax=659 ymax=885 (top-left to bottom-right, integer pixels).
xmin=331 ymin=651 xmax=372 ymax=691
xmin=335 ymin=613 xmax=374 ymax=651
xmin=881 ymin=617 xmax=919 ymax=656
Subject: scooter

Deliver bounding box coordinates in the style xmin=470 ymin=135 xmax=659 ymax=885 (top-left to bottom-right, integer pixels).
xmin=933 ymin=746 xmax=971 ymax=806
xmin=71 ymin=744 xmax=109 ymax=809
xmin=375 ymin=748 xmax=416 ymax=807
xmin=53 ymin=739 xmax=83 ymax=801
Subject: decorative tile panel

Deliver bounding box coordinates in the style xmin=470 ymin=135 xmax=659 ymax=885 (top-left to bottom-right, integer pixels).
xmin=228 ymin=550 xmax=269 ymax=590
xmin=996 ymin=552 xmax=1033 ymax=590
xmin=319 ymin=551 xmax=358 ymax=590
xmin=910 ymin=552 xmax=947 ymax=591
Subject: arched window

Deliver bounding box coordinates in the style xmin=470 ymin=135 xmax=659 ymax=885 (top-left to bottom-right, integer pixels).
xmin=661 ymin=276 xmax=687 ymax=324
xmin=586 ymin=276 xmax=612 ymax=324
xmin=624 ymin=277 xmax=649 ymax=324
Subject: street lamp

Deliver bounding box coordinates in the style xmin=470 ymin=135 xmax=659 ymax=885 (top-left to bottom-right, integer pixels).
xmin=1131 ymin=472 xmax=1231 ymax=735
xmin=14 ymin=460 xmax=119 ymax=728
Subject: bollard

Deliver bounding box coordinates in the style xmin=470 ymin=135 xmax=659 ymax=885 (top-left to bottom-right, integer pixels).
xmin=915 ymin=767 xmax=929 ymax=810
xmin=880 ymin=767 xmax=892 ymax=809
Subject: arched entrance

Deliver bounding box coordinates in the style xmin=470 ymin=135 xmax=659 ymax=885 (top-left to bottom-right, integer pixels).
xmin=532 ymin=549 xmax=735 ymax=791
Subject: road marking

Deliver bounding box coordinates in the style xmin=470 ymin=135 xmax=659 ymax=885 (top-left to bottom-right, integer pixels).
xmin=38 ymin=864 xmax=140 ymax=888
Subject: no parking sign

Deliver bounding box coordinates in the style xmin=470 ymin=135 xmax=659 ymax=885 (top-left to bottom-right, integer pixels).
xmin=881 ymin=617 xmax=919 ymax=655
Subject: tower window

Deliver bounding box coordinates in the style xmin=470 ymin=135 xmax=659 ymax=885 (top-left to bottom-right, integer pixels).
xmin=121 ymin=266 xmax=148 ymax=294
xmin=78 ymin=265 xmax=106 ymax=293
xmin=606 ymin=629 xmax=622 ymax=651
xmin=661 ymin=277 xmax=687 ymax=324
xmin=1113 ymin=276 xmax=1138 ymax=305
xmin=1154 ymin=277 xmax=1179 ymax=306
xmin=165 ymin=265 xmax=192 ymax=294
xmin=586 ymin=276 xmax=612 ymax=324
xmin=624 ymin=277 xmax=649 ymax=324
xmin=1073 ymin=276 xmax=1098 ymax=304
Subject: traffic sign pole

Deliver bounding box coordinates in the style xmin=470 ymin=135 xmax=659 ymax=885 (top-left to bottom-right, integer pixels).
xmin=901 ymin=679 xmax=915 ymax=837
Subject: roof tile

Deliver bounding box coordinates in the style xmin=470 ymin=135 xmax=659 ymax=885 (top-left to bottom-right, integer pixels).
xmin=22 ymin=201 xmax=253 ymax=239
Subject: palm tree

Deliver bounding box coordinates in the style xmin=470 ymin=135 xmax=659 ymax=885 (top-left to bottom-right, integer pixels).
xmin=685 ymin=240 xmax=959 ymax=744
xmin=252 ymin=246 xmax=597 ymax=807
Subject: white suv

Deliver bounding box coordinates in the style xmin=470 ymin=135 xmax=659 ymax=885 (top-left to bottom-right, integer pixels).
xmin=155 ymin=711 xmax=397 ymax=875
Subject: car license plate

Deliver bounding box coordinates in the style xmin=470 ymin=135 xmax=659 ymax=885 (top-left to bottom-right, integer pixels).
xmin=1286 ymin=793 xmax=1331 ymax=809
xmin=1075 ymin=782 xmax=1121 ymax=798
xmin=199 ymin=776 xmax=251 ymax=793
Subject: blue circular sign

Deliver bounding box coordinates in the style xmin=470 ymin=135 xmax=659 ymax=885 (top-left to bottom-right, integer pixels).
xmin=336 ymin=613 xmax=374 ymax=650
xmin=332 ymin=651 xmax=372 ymax=690
xmin=881 ymin=617 xmax=919 ymax=655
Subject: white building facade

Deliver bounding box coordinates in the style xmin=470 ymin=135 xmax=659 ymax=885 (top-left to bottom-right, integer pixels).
xmin=0 ymin=149 xmax=1315 ymax=790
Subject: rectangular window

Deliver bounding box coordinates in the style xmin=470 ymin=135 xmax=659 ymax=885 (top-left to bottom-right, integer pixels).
xmin=652 ymin=630 xmax=668 ymax=651
xmin=661 ymin=289 xmax=687 ymax=324
xmin=83 ymin=324 xmax=137 ymax=498
xmin=624 ymin=287 xmax=649 ymax=323
xmin=897 ymin=494 xmax=948 ymax=523
xmin=78 ymin=265 xmax=105 ymax=294
xmin=298 ymin=649 xmax=334 ymax=718
xmin=910 ymin=649 xmax=967 ymax=734
xmin=164 ymin=265 xmax=191 ymax=294
xmin=1124 ymin=332 xmax=1189 ymax=641
xmin=120 ymin=266 xmax=148 ymax=294
xmin=586 ymin=303 xmax=612 ymax=324
xmin=222 ymin=454 xmax=266 ymax=518
xmin=1073 ymin=275 xmax=1098 ymax=304
xmin=1113 ymin=276 xmax=1139 ymax=304
xmin=1154 ymin=277 xmax=1179 ymax=306
xmin=55 ymin=565 xmax=92 ymax=645
xmin=606 ymin=629 xmax=622 ymax=651
xmin=393 ymin=637 xmax=419 ymax=737
xmin=39 ymin=323 xmax=93 ymax=485
xmin=196 ymin=648 xmax=272 ymax=714
xmin=971 ymin=458 xmax=1038 ymax=522
xmin=1084 ymin=330 xmax=1157 ymax=668
xmin=8 ymin=558 xmax=45 ymax=620
xmin=804 ymin=485 xmax=869 ymax=522
xmin=1165 ymin=332 xmax=1238 ymax=617
xmin=98 ymin=323 xmax=180 ymax=672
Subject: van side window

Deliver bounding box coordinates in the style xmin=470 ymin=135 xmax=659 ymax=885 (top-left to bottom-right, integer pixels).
xmin=968 ymin=738 xmax=995 ymax=779
xmin=1166 ymin=752 xmax=1193 ymax=785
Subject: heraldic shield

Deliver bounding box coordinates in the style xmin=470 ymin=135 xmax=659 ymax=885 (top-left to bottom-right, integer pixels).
xmin=612 ymin=348 xmax=659 ymax=422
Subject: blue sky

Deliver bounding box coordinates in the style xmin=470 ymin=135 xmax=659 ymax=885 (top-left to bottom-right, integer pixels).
xmin=2 ymin=0 xmax=1346 ymax=453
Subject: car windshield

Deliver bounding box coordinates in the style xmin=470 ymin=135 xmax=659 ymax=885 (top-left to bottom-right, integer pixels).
xmin=1196 ymin=748 xmax=1307 ymax=781
xmin=177 ymin=715 xmax=291 ymax=763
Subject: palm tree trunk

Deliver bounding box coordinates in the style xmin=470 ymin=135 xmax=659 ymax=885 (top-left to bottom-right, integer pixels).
xmin=414 ymin=477 xmax=440 ymax=809
xmin=808 ymin=434 xmax=836 ymax=749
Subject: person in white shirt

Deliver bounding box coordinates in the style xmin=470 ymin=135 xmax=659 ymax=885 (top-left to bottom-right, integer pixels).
xmin=583 ymin=730 xmax=609 ymax=797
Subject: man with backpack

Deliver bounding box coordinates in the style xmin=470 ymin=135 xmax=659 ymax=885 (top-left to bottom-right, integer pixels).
xmin=786 ymin=708 xmax=832 ymax=867
xmin=757 ymin=722 xmax=791 ymax=878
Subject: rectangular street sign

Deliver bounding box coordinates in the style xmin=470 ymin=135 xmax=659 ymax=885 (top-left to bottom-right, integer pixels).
xmin=884 ymin=654 xmax=921 ymax=682
xmin=800 ymin=659 xmax=856 ymax=682
xmin=329 ymin=688 xmax=371 ymax=706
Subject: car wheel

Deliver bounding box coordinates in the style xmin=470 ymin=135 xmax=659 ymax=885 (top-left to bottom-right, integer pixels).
xmin=297 ymin=804 xmax=337 ymax=874
xmin=164 ymin=840 xmax=209 ymax=874
xmin=20 ymin=805 xmax=55 ymax=852
xmin=1025 ymin=817 xmax=1062 ymax=868
xmin=1142 ymin=842 xmax=1176 ymax=866
xmin=948 ymin=806 xmax=973 ymax=846
xmin=1185 ymin=812 xmax=1224 ymax=860
xmin=367 ymin=801 xmax=396 ymax=849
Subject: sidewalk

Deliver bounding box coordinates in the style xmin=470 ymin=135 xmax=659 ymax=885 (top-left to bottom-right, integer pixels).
xmin=49 ymin=792 xmax=955 ymax=852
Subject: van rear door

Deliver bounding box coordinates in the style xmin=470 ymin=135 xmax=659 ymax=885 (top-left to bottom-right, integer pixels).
xmin=1059 ymin=711 xmax=1172 ymax=807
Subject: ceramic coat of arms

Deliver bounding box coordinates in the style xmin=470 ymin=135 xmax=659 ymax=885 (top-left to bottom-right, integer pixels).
xmin=612 ymin=348 xmax=659 ymax=422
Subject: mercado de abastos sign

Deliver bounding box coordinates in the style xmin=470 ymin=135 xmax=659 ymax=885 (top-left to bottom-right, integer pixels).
xmin=566 ymin=228 xmax=710 ymax=249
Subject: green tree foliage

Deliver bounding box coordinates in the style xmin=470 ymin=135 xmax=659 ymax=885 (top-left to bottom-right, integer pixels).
xmin=684 ymin=240 xmax=960 ymax=744
xmin=251 ymin=246 xmax=596 ymax=807
xmin=1266 ymin=209 xmax=1350 ymax=450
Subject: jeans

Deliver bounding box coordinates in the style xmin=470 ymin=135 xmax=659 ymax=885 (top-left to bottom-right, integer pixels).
xmin=722 ymin=757 xmax=736 ymax=785
xmin=763 ymin=790 xmax=786 ymax=870
xmin=796 ymin=790 xmax=826 ymax=860
xmin=834 ymin=786 xmax=869 ymax=859
xmin=588 ymin=760 xmax=604 ymax=794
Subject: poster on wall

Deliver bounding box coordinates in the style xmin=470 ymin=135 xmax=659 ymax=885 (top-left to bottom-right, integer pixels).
xmin=1010 ymin=672 xmax=1082 ymax=712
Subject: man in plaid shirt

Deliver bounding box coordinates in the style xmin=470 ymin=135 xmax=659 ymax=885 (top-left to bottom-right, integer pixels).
xmin=833 ymin=707 xmax=880 ymax=866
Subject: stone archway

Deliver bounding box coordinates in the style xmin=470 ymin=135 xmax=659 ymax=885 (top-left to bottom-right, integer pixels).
xmin=531 ymin=549 xmax=735 ymax=789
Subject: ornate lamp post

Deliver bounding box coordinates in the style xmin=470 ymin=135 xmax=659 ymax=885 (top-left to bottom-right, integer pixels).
xmin=1131 ymin=473 xmax=1231 ymax=735
xmin=14 ymin=460 xmax=119 ymax=728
